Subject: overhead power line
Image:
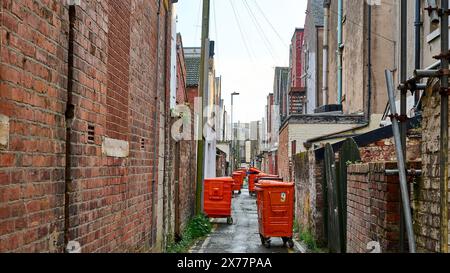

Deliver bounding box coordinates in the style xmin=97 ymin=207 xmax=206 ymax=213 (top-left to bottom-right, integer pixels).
xmin=212 ymin=0 xmax=221 ymax=71
xmin=241 ymin=0 xmax=278 ymax=63
xmin=194 ymin=0 xmax=202 ymax=43
xmin=250 ymin=0 xmax=288 ymax=48
xmin=228 ymin=0 xmax=255 ymax=62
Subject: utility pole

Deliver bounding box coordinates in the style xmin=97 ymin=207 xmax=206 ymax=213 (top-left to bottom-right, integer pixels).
xmin=195 ymin=0 xmax=210 ymax=215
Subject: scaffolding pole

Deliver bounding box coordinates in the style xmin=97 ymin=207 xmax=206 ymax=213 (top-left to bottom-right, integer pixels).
xmin=385 ymin=70 xmax=417 ymax=253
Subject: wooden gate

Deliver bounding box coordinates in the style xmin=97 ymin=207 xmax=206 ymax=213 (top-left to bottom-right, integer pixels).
xmin=324 ymin=143 xmax=340 ymax=253
xmin=337 ymin=138 xmax=361 ymax=253
xmin=324 ymin=139 xmax=360 ymax=253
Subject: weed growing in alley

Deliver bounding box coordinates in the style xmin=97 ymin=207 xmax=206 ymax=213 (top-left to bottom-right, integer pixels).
xmin=299 ymin=229 xmax=317 ymax=251
xmin=166 ymin=214 xmax=212 ymax=253
xmin=294 ymin=221 xmax=321 ymax=252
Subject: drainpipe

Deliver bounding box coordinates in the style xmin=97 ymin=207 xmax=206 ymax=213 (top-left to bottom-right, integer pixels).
xmin=151 ymin=0 xmax=162 ymax=248
xmin=414 ymin=0 xmax=422 ymax=105
xmin=337 ymin=0 xmax=343 ymax=105
xmin=367 ymin=3 xmax=372 ymax=122
xmin=64 ymin=4 xmax=76 ymax=252
xmin=440 ymin=0 xmax=449 ymax=254
xmin=323 ymin=0 xmax=330 ymax=106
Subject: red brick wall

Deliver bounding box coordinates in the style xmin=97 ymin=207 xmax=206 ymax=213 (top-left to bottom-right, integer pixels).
xmin=347 ymin=162 xmax=420 ymax=253
xmin=291 ymin=29 xmax=305 ymax=89
xmin=0 ymin=0 xmax=68 ymax=252
xmin=67 ymin=0 xmax=170 ymax=253
xmin=177 ymin=139 xmax=196 ymax=233
xmin=170 ymin=34 xmax=196 ymax=237
xmin=359 ymin=131 xmax=421 ymax=163
xmin=278 ymin=125 xmax=290 ymax=180
xmin=176 ymin=35 xmax=186 ymax=104
xmin=106 ymin=0 xmax=131 ymax=141
xmin=268 ymin=151 xmax=278 ymax=176
xmin=128 ymin=0 xmax=166 ymax=251
xmin=0 ymin=0 xmax=173 ymax=253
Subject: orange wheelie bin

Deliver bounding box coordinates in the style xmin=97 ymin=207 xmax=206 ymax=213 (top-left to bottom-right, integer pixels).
xmin=203 ymin=177 xmax=234 ymax=225
xmin=232 ymin=171 xmax=245 ymax=194
xmin=255 ymin=173 xmax=283 ymax=185
xmin=247 ymin=167 xmax=262 ymax=196
xmin=255 ymin=181 xmax=295 ymax=248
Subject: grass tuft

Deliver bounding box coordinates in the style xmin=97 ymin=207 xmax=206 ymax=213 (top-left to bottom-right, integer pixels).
xmin=166 ymin=214 xmax=212 ymax=253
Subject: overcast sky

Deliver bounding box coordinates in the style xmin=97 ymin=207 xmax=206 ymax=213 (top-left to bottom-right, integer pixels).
xmin=176 ymin=0 xmax=307 ymax=123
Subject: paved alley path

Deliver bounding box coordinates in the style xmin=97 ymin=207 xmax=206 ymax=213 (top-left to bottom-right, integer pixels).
xmin=190 ymin=189 xmax=302 ymax=253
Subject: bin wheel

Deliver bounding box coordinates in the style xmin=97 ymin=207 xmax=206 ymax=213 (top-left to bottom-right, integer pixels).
xmin=260 ymin=234 xmax=265 ymax=245
xmin=264 ymin=239 xmax=272 ymax=249
xmin=238 ymin=190 xmax=242 ymax=195
xmin=227 ymin=217 xmax=233 ymax=225
xmin=287 ymin=238 xmax=294 ymax=249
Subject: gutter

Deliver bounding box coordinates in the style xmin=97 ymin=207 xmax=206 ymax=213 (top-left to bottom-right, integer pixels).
xmin=304 ymin=122 xmax=368 ymax=147
xmin=314 ymin=114 xmax=422 ymax=161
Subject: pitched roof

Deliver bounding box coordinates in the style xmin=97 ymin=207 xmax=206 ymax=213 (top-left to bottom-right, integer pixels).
xmin=185 ymin=56 xmax=200 ymax=87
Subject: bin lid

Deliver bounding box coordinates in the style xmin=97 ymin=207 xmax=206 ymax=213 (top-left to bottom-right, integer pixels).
xmin=257 ymin=173 xmax=279 ymax=178
xmin=204 ymin=177 xmax=234 ymax=183
xmin=255 ymin=181 xmax=294 ymax=188
xmin=249 ymin=167 xmax=262 ymax=172
xmin=258 ymin=177 xmax=283 ymax=181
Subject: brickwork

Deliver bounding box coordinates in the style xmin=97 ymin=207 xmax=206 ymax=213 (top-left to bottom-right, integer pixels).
xmin=171 ymin=34 xmax=196 ymax=237
xmin=416 ymin=81 xmax=450 ymax=252
xmin=278 ymin=125 xmax=290 ymax=181
xmin=290 ymin=29 xmax=305 ymax=90
xmin=293 ymin=150 xmax=326 ymax=245
xmin=359 ymin=131 xmax=422 ymax=163
xmin=0 ymin=0 xmax=174 ymax=253
xmin=347 ymin=162 xmax=421 ymax=253
xmin=0 ymin=0 xmax=68 ymax=252
xmin=216 ymin=149 xmax=227 ymax=177
xmin=106 ymin=0 xmax=131 ymax=141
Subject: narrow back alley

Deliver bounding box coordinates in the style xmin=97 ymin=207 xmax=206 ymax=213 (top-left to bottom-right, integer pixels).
xmin=1 ymin=0 xmax=450 ymax=256
xmin=190 ymin=189 xmax=301 ymax=254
